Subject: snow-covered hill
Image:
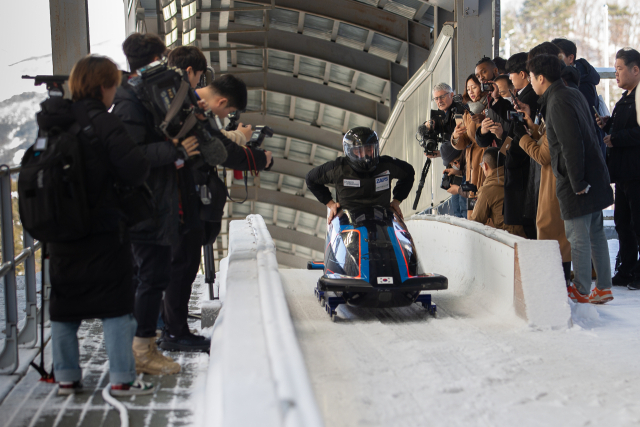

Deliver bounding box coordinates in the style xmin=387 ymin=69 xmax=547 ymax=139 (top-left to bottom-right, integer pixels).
xmin=0 ymin=92 xmax=46 ymax=166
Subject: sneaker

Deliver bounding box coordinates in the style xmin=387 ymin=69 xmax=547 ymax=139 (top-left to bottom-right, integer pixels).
xmin=132 ymin=337 xmax=181 ymax=375
xmin=58 ymin=381 xmax=83 ymax=396
xmin=589 ymin=287 xmax=614 ymax=304
xmin=627 ymin=281 xmax=640 ymax=291
xmin=567 ymin=284 xmax=590 ymax=303
xmin=158 ymin=332 xmax=210 ymax=353
xmin=110 ymin=378 xmax=156 ymax=396
xmin=612 ymin=272 xmax=633 ymax=287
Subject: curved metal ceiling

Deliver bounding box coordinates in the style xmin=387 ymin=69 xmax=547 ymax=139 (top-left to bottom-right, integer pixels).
xmin=146 ymin=0 xmax=443 ymax=268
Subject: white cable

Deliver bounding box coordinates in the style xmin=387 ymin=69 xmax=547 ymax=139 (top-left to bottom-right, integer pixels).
xmin=102 ymin=383 xmax=129 ymax=427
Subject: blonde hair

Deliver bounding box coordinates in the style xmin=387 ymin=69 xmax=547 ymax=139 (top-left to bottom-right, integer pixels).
xmin=69 ymin=55 xmax=121 ymax=102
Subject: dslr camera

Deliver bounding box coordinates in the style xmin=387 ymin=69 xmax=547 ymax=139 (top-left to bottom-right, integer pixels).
xmin=441 ymin=174 xmax=463 ymax=190
xmin=246 ymin=125 xmax=274 ymax=149
xmin=416 ymin=110 xmax=447 ymax=156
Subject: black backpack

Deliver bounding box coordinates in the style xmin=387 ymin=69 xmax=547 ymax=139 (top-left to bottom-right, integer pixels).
xmin=18 ymin=102 xmax=98 ymax=242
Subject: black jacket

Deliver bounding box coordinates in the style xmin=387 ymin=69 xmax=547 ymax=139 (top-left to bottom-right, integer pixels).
xmin=541 ymin=79 xmax=613 ymax=220
xmin=46 ymin=97 xmax=150 ymax=321
xmin=113 ymin=78 xmax=190 ymax=245
xmin=476 ymin=98 xmax=532 ymax=226
xmin=604 ymin=87 xmax=640 ymax=183
xmin=306 ymin=156 xmax=414 ymax=211
xmin=517 ymin=84 xmax=540 ymax=118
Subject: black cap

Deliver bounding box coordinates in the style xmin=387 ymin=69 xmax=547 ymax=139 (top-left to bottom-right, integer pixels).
xmin=440 ymin=141 xmax=459 ymax=166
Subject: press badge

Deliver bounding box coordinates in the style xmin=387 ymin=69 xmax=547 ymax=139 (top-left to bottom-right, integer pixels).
xmin=343 ymin=179 xmax=360 ymax=187
xmin=375 ymin=176 xmax=390 ymax=191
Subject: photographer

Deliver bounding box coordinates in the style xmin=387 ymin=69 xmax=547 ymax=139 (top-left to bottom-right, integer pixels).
xmin=46 ymin=56 xmax=153 ymax=395
xmin=160 ymin=51 xmax=271 ymax=351
xmin=597 ymin=48 xmax=640 ymax=290
xmin=529 ymin=54 xmax=613 ymax=304
xmin=425 ymin=83 xmax=459 ymax=158
xmin=112 ymin=33 xmax=200 ymax=375
xmin=440 ymin=142 xmax=467 ymax=218
xmin=470 ymin=148 xmax=526 ymax=238
xmin=306 ymin=127 xmax=414 ymax=223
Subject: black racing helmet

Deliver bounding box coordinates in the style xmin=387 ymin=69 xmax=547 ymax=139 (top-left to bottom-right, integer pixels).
xmin=342 ymin=127 xmax=380 ymax=172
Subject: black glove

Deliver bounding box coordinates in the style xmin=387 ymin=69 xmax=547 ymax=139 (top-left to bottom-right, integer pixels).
xmin=512 ymin=122 xmax=529 ymax=141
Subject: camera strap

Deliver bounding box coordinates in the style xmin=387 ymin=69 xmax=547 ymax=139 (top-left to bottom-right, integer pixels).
xmin=159 ymin=80 xmax=198 ymax=140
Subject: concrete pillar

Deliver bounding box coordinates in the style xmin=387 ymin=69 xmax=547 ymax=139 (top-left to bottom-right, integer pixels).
xmin=49 ymin=0 xmax=90 ymax=76
xmin=453 ymin=0 xmax=493 ymax=93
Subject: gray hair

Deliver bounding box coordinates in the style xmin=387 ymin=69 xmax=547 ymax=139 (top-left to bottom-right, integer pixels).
xmin=433 ymin=82 xmax=453 ymax=93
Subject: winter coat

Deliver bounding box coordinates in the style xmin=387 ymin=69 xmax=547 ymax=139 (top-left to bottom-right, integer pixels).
xmin=516 ymin=84 xmax=541 ymax=222
xmin=46 ymin=97 xmax=150 ymax=321
xmin=516 ymin=84 xmax=540 ymax=118
xmin=469 ymin=166 xmax=526 ymax=238
xmin=306 ymin=156 xmax=415 ymax=211
xmin=575 ymin=58 xmax=607 ymax=159
xmin=452 ymin=111 xmax=485 ymax=194
xmin=475 ymin=98 xmax=532 ymax=226
xmin=112 ymin=79 xmax=193 ymax=245
xmin=519 ymin=126 xmax=571 ymax=262
xmin=540 ymin=79 xmax=614 ymax=220
xmin=604 ymin=87 xmax=640 ymax=183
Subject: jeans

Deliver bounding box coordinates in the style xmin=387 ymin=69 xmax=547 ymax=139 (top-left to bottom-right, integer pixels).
xmin=450 ymin=194 xmax=467 ymax=218
xmin=564 ymin=211 xmax=612 ymax=295
xmin=614 ymin=181 xmax=640 ymax=279
xmin=51 ymin=314 xmax=137 ymax=384
xmin=132 ymin=243 xmax=172 ymax=337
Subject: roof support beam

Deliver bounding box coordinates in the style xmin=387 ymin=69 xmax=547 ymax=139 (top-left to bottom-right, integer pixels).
xmin=242 ymin=72 xmax=390 ymax=123
xmin=289 ymin=96 xmax=297 ymax=120
xmin=342 ymin=112 xmax=351 ymax=134
xmin=413 ymin=3 xmax=430 ymax=21
xmin=292 ymin=54 xmax=300 ymax=77
xmin=228 ymin=186 xmax=326 ymax=218
xmin=323 ymin=62 xmax=331 ymax=85
xmin=363 ymin=31 xmax=374 ymax=53
xmin=214 ymin=28 xmax=408 ymax=87
xmin=268 ymin=158 xmax=313 ymax=180
xmin=330 ymin=21 xmax=340 ymax=42
xmin=297 ymin=12 xmax=305 ymax=33
xmin=284 ymin=137 xmax=292 ymax=158
xmin=276 ymin=252 xmax=309 ymax=269
xmin=266 ymin=225 xmax=324 ymax=252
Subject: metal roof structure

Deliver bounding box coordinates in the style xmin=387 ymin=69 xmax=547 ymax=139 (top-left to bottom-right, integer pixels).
xmin=132 ymin=0 xmax=456 ymax=269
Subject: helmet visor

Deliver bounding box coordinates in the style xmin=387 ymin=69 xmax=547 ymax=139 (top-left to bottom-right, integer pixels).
xmin=344 ymin=143 xmax=379 ymax=170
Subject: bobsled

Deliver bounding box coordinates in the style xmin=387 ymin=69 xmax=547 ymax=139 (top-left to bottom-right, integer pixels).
xmin=308 ymin=206 xmax=448 ymax=320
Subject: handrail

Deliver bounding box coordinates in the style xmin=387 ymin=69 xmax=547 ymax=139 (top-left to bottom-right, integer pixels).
xmin=0 ymin=164 xmax=49 ymax=375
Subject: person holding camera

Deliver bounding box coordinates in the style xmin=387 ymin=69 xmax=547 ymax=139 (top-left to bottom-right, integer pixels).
xmin=160 ymin=47 xmax=271 ymax=351
xmin=470 ymin=148 xmax=526 ymax=237
xmin=440 ymin=142 xmax=467 ymax=218
xmin=112 ymin=34 xmax=202 ymax=375
xmin=425 ymin=83 xmax=459 ymax=158
xmin=596 ymin=48 xmax=640 ymax=290
xmin=529 ymin=54 xmax=613 ymax=304
xmin=306 ymin=127 xmax=414 ymax=223
xmin=46 ymin=56 xmax=154 ymax=396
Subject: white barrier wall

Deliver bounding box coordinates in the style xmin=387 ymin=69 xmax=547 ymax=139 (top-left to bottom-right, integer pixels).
xmin=203 ymin=215 xmax=324 ymax=427
xmin=407 ymin=215 xmax=571 ymax=329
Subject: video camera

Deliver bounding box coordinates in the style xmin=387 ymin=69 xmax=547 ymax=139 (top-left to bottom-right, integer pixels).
xmin=22 ymin=75 xmax=68 ymax=97
xmin=129 ymin=59 xmax=227 ymax=167
xmin=416 ymin=110 xmax=446 ymax=156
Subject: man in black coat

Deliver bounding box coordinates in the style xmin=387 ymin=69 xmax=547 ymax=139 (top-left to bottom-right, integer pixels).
xmin=112 ymin=33 xmax=201 ymax=375
xmin=597 ymin=48 xmax=640 ymax=289
xmin=306 ymin=127 xmax=414 ymax=223
xmin=529 ymin=54 xmax=613 ymax=304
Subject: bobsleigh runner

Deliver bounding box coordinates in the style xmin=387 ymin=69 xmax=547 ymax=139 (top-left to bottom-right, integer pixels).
xmin=307 ymin=206 xmax=448 ymax=321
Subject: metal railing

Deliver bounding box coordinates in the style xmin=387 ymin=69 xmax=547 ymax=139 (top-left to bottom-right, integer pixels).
xmin=0 ymin=165 xmax=49 ymax=374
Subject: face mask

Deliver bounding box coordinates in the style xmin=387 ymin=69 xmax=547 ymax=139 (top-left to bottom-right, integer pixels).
xmin=451 ymin=164 xmax=460 ymax=171
xmin=504 ymin=97 xmax=513 ymax=104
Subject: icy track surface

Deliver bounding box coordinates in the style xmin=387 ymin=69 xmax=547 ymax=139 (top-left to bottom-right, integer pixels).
xmin=281 ymin=270 xmax=640 ymax=425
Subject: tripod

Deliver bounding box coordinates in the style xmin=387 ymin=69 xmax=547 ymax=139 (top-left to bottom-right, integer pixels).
xmin=412 ymin=157 xmax=432 ymax=211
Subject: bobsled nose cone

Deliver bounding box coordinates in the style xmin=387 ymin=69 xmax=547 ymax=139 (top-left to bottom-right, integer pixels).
xmin=378 ymin=292 xmax=392 ymax=302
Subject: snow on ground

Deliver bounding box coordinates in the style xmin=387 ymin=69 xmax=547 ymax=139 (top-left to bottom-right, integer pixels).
xmin=280 ymin=240 xmax=640 ymax=427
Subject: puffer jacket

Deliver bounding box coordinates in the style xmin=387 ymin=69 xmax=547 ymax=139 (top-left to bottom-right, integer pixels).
xmin=604 ymin=87 xmax=640 ymax=183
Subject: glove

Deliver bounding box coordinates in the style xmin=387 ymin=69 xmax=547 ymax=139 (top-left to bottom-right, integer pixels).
xmin=512 ymin=122 xmax=529 ymax=140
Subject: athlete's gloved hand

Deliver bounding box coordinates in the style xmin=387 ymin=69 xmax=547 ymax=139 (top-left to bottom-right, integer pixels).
xmin=326 ymin=200 xmax=341 ymax=224
xmin=390 ymin=199 xmax=403 ymax=220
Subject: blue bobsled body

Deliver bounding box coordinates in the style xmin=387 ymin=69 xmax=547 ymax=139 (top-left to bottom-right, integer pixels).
xmin=314 ymin=206 xmax=447 ymax=310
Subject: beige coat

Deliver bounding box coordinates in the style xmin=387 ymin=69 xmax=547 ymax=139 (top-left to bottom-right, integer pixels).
xmin=452 ymin=111 xmax=486 ymax=193
xmin=519 ymin=128 xmax=572 ymax=262
xmin=470 ymin=166 xmax=527 ymax=238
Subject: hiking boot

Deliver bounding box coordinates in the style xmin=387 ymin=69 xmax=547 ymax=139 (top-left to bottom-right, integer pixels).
xmin=567 ymin=284 xmax=590 ymax=303
xmin=612 ymin=272 xmax=633 ymax=287
xmin=110 ymin=378 xmax=156 ymax=396
xmin=132 ymin=337 xmax=181 ymax=375
xmin=58 ymin=381 xmax=83 ymax=396
xmin=589 ymin=287 xmax=614 ymax=304
xmin=627 ymin=281 xmax=640 ymax=291
xmin=159 ymin=331 xmax=210 ymax=353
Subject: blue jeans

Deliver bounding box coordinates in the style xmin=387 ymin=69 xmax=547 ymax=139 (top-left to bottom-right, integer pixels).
xmin=564 ymin=211 xmax=612 ymax=295
xmin=51 ymin=314 xmax=137 ymax=384
xmin=450 ymin=194 xmax=467 ymax=218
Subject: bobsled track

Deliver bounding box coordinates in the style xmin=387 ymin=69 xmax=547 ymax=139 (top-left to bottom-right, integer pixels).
xmin=198 ymin=214 xmax=640 ymax=427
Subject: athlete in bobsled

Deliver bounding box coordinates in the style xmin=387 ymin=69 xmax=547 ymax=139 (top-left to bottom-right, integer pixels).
xmin=305 ymin=127 xmax=448 ymax=319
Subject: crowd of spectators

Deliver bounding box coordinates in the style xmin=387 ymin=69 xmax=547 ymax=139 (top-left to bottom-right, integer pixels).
xmin=433 ymin=40 xmax=640 ymax=305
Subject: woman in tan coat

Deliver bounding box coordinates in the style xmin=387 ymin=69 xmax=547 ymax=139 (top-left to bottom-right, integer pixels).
xmin=517 ymin=111 xmax=572 ymax=282
xmin=451 ymin=75 xmax=490 ymax=217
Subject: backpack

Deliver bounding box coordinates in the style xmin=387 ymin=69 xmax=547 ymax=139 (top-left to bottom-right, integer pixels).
xmin=18 ymin=102 xmax=98 ymax=242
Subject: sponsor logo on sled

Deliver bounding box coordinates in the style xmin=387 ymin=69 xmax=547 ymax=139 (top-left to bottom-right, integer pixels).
xmin=377 ymin=277 xmax=393 ymax=284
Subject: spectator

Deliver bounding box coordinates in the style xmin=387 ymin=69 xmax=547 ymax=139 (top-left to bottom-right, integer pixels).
xmin=552 ymin=38 xmax=607 ymax=159
xmin=440 ymin=141 xmax=466 ymax=218
xmin=113 ymin=33 xmax=200 ymax=375
xmin=597 ymin=48 xmax=640 ymax=290
xmin=516 ymin=104 xmax=572 ymax=283
xmin=529 ymin=54 xmax=613 ymax=304
xmin=493 ymin=56 xmax=508 ymax=75
xmin=528 ymin=42 xmax=581 ymax=90
xmin=424 ymin=82 xmax=460 ymax=160
xmin=196 ymin=83 xmax=252 ymax=145
xmin=470 ymin=148 xmax=526 ymax=238
xmin=48 ymin=56 xmax=153 ymax=396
